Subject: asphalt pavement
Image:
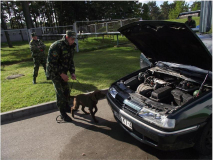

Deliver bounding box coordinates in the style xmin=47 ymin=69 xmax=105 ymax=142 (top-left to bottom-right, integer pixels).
xmin=1 ymin=99 xmax=211 ymax=160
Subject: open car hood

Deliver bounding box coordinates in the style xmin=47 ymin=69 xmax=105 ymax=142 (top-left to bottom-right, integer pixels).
xmin=118 ymin=21 xmax=212 ymax=71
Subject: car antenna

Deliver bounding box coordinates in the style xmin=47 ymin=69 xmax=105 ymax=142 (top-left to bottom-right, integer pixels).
xmin=196 ymin=70 xmax=210 ymax=97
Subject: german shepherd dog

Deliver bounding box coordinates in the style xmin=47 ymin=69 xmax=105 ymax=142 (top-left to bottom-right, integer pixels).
xmin=70 ymin=90 xmax=107 ymax=123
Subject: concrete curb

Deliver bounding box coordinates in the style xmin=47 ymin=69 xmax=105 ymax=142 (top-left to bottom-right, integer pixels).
xmin=1 ymin=88 xmax=109 ymax=123
xmin=1 ymin=101 xmax=57 ymax=123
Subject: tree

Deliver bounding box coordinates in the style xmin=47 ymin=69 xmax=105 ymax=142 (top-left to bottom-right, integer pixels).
xmin=191 ymin=1 xmax=201 ymax=11
xmin=1 ymin=1 xmax=142 ymax=32
xmin=141 ymin=3 xmax=150 ymax=20
xmin=15 ymin=1 xmax=26 ymax=28
xmin=168 ymin=1 xmax=189 ymax=19
xmin=1 ymin=3 xmax=13 ymax=47
xmin=160 ymin=1 xmax=175 ymax=20
xmin=22 ymin=1 xmax=34 ymax=29
xmin=147 ymin=1 xmax=161 ymax=20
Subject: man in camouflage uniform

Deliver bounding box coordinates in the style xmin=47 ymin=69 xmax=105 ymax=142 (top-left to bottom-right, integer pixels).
xmin=29 ymin=32 xmax=46 ymax=84
xmin=46 ymin=30 xmax=77 ymax=122
xmin=185 ymin=16 xmax=196 ymax=28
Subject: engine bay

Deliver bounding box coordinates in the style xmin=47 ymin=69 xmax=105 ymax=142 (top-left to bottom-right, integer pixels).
xmin=121 ymin=67 xmax=212 ymax=114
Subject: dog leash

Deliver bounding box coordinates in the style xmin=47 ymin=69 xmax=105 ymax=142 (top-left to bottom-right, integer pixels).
xmin=70 ymin=79 xmax=80 ymax=91
xmin=56 ymin=79 xmax=83 ymax=123
xmin=56 ymin=115 xmax=64 ymax=123
xmin=70 ymin=79 xmax=89 ymax=93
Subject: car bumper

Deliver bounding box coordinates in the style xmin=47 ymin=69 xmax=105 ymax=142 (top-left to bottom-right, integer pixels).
xmin=107 ymin=92 xmax=201 ymax=151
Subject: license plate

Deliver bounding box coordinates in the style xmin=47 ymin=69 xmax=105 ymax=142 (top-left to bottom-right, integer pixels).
xmin=121 ymin=116 xmax=132 ymax=130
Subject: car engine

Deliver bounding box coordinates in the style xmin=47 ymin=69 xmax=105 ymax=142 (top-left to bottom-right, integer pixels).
xmin=124 ymin=68 xmax=211 ymax=108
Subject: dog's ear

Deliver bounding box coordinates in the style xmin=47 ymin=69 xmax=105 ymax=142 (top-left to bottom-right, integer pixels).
xmin=69 ymin=96 xmax=75 ymax=101
xmin=91 ymin=93 xmax=97 ymax=102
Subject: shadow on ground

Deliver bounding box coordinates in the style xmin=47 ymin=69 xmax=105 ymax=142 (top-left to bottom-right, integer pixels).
xmin=60 ymin=113 xmax=212 ymax=160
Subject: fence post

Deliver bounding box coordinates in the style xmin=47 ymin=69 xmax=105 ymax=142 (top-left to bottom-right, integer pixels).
xmin=73 ymin=22 xmax=79 ymax=52
xmin=120 ymin=20 xmax=123 ymax=27
xmin=27 ymin=29 xmax=31 ymax=43
xmin=120 ymin=20 xmax=123 ymax=37
xmin=106 ymin=23 xmax=108 ymax=32
xmin=95 ymin=24 xmax=97 ymax=37
xmin=20 ymin=30 xmax=24 ymax=41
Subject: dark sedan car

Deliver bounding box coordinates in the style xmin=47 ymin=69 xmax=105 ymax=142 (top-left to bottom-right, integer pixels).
xmin=107 ymin=21 xmax=212 ymax=155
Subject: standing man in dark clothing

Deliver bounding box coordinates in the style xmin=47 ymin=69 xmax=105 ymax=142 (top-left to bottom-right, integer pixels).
xmin=46 ymin=30 xmax=77 ymax=122
xmin=185 ymin=16 xmax=196 ymax=28
xmin=29 ymin=32 xmax=46 ymax=84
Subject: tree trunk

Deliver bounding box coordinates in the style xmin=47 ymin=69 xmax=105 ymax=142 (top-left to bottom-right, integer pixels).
xmin=22 ymin=1 xmax=34 ymax=29
xmin=6 ymin=2 xmax=12 ymax=29
xmin=1 ymin=12 xmax=13 ymax=47
xmin=11 ymin=2 xmax=19 ymax=29
xmin=33 ymin=14 xmax=38 ymax=28
xmin=20 ymin=30 xmax=24 ymax=41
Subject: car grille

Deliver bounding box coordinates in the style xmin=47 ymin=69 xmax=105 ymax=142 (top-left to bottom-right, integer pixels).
xmin=123 ymin=105 xmax=138 ymax=114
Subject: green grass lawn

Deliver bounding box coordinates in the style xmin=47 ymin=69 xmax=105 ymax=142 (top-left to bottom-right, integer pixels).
xmin=167 ymin=16 xmax=200 ymax=26
xmin=1 ymin=45 xmax=140 ymax=112
xmin=1 ymin=35 xmax=129 ymax=65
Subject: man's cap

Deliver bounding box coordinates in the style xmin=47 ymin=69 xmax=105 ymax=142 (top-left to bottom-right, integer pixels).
xmin=188 ymin=16 xmax=192 ymax=19
xmin=66 ymin=30 xmax=76 ymax=38
xmin=31 ymin=32 xmax=36 ymax=37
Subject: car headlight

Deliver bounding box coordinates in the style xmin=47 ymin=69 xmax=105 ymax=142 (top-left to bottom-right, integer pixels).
xmin=109 ymin=87 xmax=118 ymax=98
xmin=138 ymin=108 xmax=175 ymax=129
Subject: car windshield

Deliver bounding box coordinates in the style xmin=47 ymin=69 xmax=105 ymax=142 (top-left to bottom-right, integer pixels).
xmin=198 ymin=34 xmax=212 ymax=54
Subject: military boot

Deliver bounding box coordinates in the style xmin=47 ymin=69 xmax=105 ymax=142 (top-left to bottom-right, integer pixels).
xmin=65 ymin=103 xmax=71 ymax=113
xmin=60 ymin=108 xmax=72 ymax=122
xmin=33 ymin=77 xmax=36 ymax=84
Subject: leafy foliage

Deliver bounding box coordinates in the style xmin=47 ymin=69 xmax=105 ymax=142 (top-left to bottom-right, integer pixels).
xmin=141 ymin=3 xmax=150 ymax=20
xmin=168 ymin=1 xmax=189 ymax=19
xmin=191 ymin=1 xmax=201 ymax=11
xmin=147 ymin=1 xmax=161 ymax=20
xmin=160 ymin=1 xmax=175 ymax=20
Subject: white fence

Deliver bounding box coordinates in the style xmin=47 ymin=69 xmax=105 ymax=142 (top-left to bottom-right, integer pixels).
xmin=1 ymin=29 xmax=29 ymax=42
xmin=75 ymin=18 xmax=140 ymax=33
xmin=1 ymin=25 xmax=74 ymax=43
xmin=1 ymin=18 xmax=140 ymax=43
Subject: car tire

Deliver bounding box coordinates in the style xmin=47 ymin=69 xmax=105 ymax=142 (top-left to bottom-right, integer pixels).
xmin=195 ymin=119 xmax=212 ymax=155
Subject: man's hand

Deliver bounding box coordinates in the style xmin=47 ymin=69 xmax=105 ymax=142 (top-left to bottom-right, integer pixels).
xmin=60 ymin=73 xmax=69 ymax=82
xmin=71 ymin=73 xmax=76 ymax=80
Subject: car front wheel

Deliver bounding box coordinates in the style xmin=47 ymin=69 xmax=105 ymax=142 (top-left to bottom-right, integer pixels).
xmin=195 ymin=119 xmax=212 ymax=155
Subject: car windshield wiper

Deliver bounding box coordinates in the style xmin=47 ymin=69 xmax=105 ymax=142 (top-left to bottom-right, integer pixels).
xmin=156 ymin=62 xmax=212 ymax=81
xmin=156 ymin=62 xmax=180 ymax=73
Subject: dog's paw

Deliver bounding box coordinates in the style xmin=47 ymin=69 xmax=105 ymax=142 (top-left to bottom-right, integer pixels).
xmin=71 ymin=112 xmax=75 ymax=118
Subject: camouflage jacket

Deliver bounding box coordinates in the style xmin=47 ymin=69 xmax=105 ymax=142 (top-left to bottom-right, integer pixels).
xmin=29 ymin=39 xmax=46 ymax=58
xmin=46 ymin=35 xmax=76 ymax=80
xmin=185 ymin=20 xmax=196 ymax=28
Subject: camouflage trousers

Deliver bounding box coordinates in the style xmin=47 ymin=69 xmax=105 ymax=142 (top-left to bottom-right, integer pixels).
xmin=33 ymin=56 xmax=46 ymax=78
xmin=52 ymin=78 xmax=70 ymax=110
